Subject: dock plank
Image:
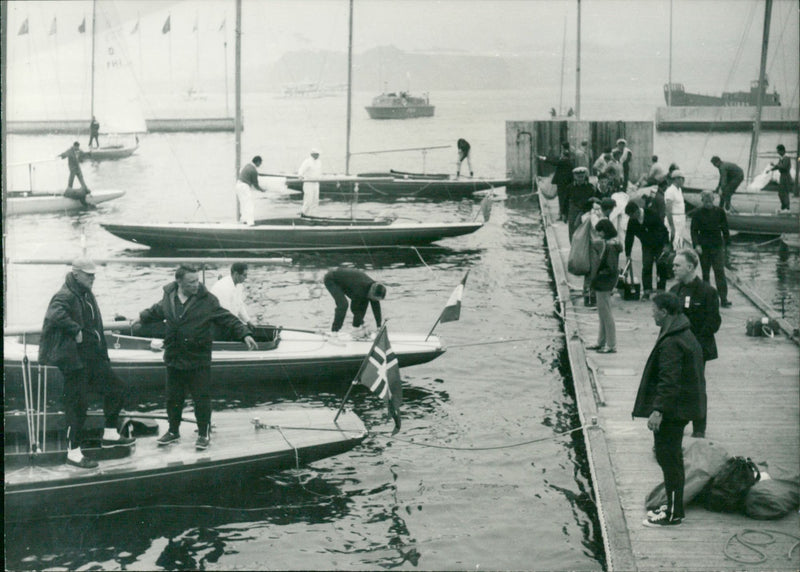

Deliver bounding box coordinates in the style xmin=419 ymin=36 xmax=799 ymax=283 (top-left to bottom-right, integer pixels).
xmin=538 ymin=190 xmax=799 ymax=571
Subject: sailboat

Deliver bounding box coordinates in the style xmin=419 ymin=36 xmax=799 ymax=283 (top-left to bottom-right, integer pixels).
xmin=100 ymin=0 xmax=488 ymax=252
xmin=79 ymin=0 xmax=146 ymax=162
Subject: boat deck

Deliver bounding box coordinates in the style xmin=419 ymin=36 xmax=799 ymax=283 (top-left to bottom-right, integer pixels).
xmin=538 ymin=190 xmax=800 ymax=570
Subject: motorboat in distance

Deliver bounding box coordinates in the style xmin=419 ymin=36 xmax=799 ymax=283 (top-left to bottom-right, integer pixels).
xmin=365 ymin=91 xmax=435 ymax=119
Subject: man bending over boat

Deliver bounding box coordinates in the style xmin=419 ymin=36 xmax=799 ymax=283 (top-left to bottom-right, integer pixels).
xmin=324 ymin=268 xmax=386 ymax=335
xmin=710 ymin=156 xmax=743 ymax=212
xmin=134 ymin=265 xmax=258 ymax=451
xmin=39 ymin=258 xmax=134 ymax=469
xmin=236 ymin=155 xmax=265 ymax=226
xmin=58 ymin=141 xmax=90 ymax=206
xmin=456 ymin=138 xmax=473 ymax=178
xmin=211 ymin=262 xmax=255 ymax=329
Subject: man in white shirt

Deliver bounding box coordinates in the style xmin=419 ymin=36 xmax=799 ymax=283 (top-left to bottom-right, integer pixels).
xmin=664 ymin=170 xmax=687 ymax=250
xmin=210 ymin=263 xmax=255 ymax=329
xmin=298 ymin=148 xmax=322 ymax=215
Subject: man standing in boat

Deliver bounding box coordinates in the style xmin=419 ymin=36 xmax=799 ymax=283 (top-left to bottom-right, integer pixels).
xmin=135 ymin=265 xmax=258 ymax=451
xmin=89 ymin=116 xmax=100 ymax=148
xmin=298 ymin=148 xmax=322 ymax=216
xmin=235 ymin=155 xmax=265 ymax=226
xmin=710 ymin=156 xmax=744 ymax=212
xmin=211 ymin=263 xmax=256 ymax=329
xmin=769 ymin=144 xmax=792 ymax=212
xmin=58 ymin=142 xmax=90 ymax=205
xmin=456 ymin=138 xmax=473 ymax=178
xmin=324 ymin=268 xmax=386 ymax=335
xmin=39 ymin=258 xmax=134 ymax=469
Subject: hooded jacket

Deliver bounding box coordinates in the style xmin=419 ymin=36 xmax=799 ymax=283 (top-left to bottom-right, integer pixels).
xmin=139 ymin=282 xmax=251 ymax=370
xmin=669 ymin=276 xmax=720 ymax=361
xmin=39 ymin=273 xmax=109 ymax=370
xmin=632 ymin=313 xmax=706 ymax=421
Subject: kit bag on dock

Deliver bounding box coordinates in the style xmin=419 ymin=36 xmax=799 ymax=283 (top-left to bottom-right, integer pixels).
xmin=744 ymin=463 xmax=800 ymax=520
xmin=700 ymin=456 xmax=761 ymax=513
xmin=567 ymin=219 xmax=592 ymax=276
xmin=745 ymin=316 xmax=781 ymax=337
xmin=617 ymin=259 xmax=640 ymax=301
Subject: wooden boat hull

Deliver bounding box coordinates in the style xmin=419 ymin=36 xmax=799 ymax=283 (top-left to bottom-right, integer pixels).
xmin=3 ymin=329 xmax=445 ymax=396
xmin=6 ymin=189 xmax=125 ymax=215
xmin=285 ymin=176 xmax=509 ymax=200
xmin=724 ymin=212 xmax=799 ymax=235
xmin=4 ymin=407 xmax=366 ymax=518
xmin=100 ymin=219 xmax=484 ymax=250
xmin=79 ymin=145 xmax=138 ymax=162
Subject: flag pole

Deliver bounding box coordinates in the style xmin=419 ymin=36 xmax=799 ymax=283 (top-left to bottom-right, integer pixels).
xmin=425 ymin=314 xmax=442 ymax=341
xmin=334 ymin=322 xmax=388 ymax=423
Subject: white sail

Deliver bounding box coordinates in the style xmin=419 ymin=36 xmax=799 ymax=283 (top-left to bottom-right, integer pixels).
xmin=93 ymin=2 xmax=147 ymax=134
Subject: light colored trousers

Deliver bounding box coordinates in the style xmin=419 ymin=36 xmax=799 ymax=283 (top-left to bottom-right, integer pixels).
xmin=596 ymin=290 xmax=616 ymax=350
xmin=235 ymin=180 xmax=255 ymax=225
xmin=302 ymin=182 xmax=320 ymax=215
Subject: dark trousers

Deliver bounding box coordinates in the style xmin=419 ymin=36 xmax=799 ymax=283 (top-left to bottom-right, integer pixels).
xmin=720 ymin=177 xmax=742 ymax=210
xmin=61 ymin=358 xmax=126 ymax=449
xmin=653 ymin=418 xmax=688 ymax=519
xmin=693 ymin=360 xmax=707 ymax=435
xmin=89 ymin=133 xmax=99 ymax=148
xmin=166 ymin=366 xmax=211 ymax=437
xmin=67 ymin=169 xmax=88 ymax=191
xmin=699 ymin=246 xmax=728 ymax=303
xmin=556 ymin=184 xmax=569 ymax=221
xmin=778 ymin=180 xmax=791 ymax=210
xmin=567 ymin=207 xmax=584 ymax=241
xmin=324 ymin=275 xmax=351 ymax=332
xmin=641 ymin=244 xmax=667 ymax=293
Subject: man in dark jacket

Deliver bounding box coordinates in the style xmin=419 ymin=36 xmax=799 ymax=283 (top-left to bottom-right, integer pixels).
xmin=711 ymin=156 xmax=744 ymax=212
xmin=691 ymin=190 xmax=731 ymax=307
xmin=624 ymin=201 xmax=670 ymax=298
xmin=324 ymin=268 xmax=385 ymax=333
xmin=58 ymin=141 xmax=90 ymax=205
xmin=539 ymin=141 xmax=573 ymax=222
xmin=566 ymin=166 xmax=600 ymax=240
xmin=136 ymin=265 xmax=257 ymax=450
xmin=39 ymin=258 xmax=133 ymax=469
xmin=633 ymin=292 xmax=705 ymax=527
xmin=669 ymin=249 xmax=720 ymax=439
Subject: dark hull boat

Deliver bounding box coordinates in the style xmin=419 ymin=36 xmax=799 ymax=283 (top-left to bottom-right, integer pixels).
xmin=724 ymin=212 xmax=799 ymax=235
xmin=79 ymin=144 xmax=138 ymax=162
xmin=5 ymin=406 xmax=367 ymax=519
xmin=4 ymin=326 xmax=445 ymax=396
xmin=100 ymin=216 xmax=484 ymax=251
xmin=365 ymin=92 xmax=434 ymax=119
xmin=663 ymin=79 xmax=781 ymax=107
xmin=6 ymin=189 xmax=125 ymax=215
xmin=285 ymin=175 xmax=509 ymax=200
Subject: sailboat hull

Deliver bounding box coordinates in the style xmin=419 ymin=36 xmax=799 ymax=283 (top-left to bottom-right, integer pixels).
xmin=6 ymin=190 xmax=125 ymax=215
xmin=285 ymin=176 xmax=510 ymax=200
xmin=100 ymin=219 xmax=484 ymax=251
xmin=79 ymin=145 xmax=138 ymax=162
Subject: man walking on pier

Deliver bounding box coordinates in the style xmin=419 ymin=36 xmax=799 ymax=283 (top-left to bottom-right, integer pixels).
xmin=711 ymin=156 xmax=744 ymax=212
xmin=633 ymin=292 xmax=705 ymax=527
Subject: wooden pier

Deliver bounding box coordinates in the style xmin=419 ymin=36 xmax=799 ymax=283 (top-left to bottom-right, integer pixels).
xmin=538 ymin=188 xmax=799 ymax=571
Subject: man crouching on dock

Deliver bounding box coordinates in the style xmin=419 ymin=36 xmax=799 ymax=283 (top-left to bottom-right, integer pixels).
xmin=633 ymin=292 xmax=705 ymax=527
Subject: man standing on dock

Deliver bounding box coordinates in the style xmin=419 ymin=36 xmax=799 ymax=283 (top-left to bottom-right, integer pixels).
xmin=235 ymin=155 xmax=265 ymax=226
xmin=39 ymin=258 xmax=134 ymax=469
xmin=89 ymin=116 xmax=100 ymax=148
xmin=691 ymin=190 xmax=731 ymax=308
xmin=669 ymin=249 xmax=720 ymax=439
xmin=135 ymin=265 xmax=258 ymax=451
xmin=298 ymin=148 xmax=322 ymax=216
xmin=769 ymin=144 xmax=792 ymax=212
xmin=633 ymin=292 xmax=705 ymax=527
xmin=539 ymin=141 xmax=573 ymax=222
xmin=664 ymin=170 xmax=687 ymax=249
xmin=616 ymin=139 xmax=633 ymax=190
xmin=710 ymin=156 xmax=744 ymax=212
xmin=59 ymin=142 xmax=90 ymax=205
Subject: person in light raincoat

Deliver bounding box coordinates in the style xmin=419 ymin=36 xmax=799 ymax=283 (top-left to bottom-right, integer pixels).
xmin=298 ymin=148 xmax=322 ymax=215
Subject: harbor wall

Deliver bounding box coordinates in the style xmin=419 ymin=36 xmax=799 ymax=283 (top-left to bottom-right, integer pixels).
xmin=506 ymin=120 xmax=654 ymax=188
xmin=656 ymin=105 xmax=799 ymax=132
xmin=7 ymin=118 xmax=237 ymax=134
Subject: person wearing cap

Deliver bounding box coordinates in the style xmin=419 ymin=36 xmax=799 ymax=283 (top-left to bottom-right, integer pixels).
xmin=616 ymin=138 xmax=633 ymax=190
xmin=38 ymin=258 xmax=134 ymax=469
xmin=456 ymin=138 xmax=473 ymax=177
xmin=538 ymin=141 xmax=574 ymax=222
xmin=664 ymin=170 xmax=687 ymax=249
xmin=58 ymin=141 xmax=90 ymax=205
xmin=298 ymin=148 xmax=322 ymax=215
xmin=710 ymin=156 xmax=744 ymax=212
xmin=235 ymin=155 xmax=265 ymax=226
xmin=769 ymin=144 xmax=792 ymax=212
xmin=135 ymin=265 xmax=258 ymax=451
xmin=566 ymin=166 xmax=600 ymax=240
xmin=601 ymin=149 xmax=624 ymax=195
xmin=324 ymin=268 xmax=386 ymax=334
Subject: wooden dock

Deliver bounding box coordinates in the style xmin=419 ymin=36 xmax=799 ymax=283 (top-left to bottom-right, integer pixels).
xmin=538 ymin=189 xmax=799 ymax=571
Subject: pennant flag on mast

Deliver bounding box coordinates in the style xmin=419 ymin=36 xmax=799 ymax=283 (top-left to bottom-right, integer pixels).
xmin=78 ymin=17 xmax=86 ymax=34
xmin=162 ymin=15 xmax=171 ymax=34
xmin=218 ymin=17 xmax=226 ymax=32
xmin=193 ymin=16 xmax=198 ymax=32
xmin=18 ymin=18 xmax=29 ymax=35
xmin=49 ymin=17 xmax=57 ymax=36
xmin=131 ymin=19 xmax=139 ymax=34
xmin=426 ymin=270 xmax=470 ymax=339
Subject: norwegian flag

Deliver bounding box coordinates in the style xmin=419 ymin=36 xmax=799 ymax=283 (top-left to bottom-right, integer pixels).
xmin=357 ymin=325 xmax=402 ymax=432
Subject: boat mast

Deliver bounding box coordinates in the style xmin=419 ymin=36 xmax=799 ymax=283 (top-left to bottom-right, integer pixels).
xmin=667 ymin=0 xmax=673 ymax=106
xmin=90 ymin=0 xmax=96 ymax=118
xmin=559 ymin=15 xmax=566 ymax=115
xmin=345 ymin=0 xmax=354 ymax=175
xmin=234 ymin=0 xmax=242 ymax=220
xmin=575 ymin=0 xmax=581 ymax=119
xmin=747 ymin=0 xmax=772 ymax=181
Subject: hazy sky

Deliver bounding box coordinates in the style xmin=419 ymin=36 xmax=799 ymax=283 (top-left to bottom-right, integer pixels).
xmin=6 ymin=0 xmax=799 ymax=104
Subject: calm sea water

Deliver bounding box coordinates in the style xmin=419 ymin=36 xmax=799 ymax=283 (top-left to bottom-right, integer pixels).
xmin=4 ymin=90 xmax=797 ymax=570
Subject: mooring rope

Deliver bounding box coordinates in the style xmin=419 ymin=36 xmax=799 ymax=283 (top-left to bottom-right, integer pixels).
xmin=723 ymin=528 xmax=800 ymax=565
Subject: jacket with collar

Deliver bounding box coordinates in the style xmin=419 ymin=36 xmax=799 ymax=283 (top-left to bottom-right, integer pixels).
xmin=632 ymin=313 xmax=706 ymax=421
xmin=39 ymin=273 xmax=109 ymax=370
xmin=139 ymin=282 xmax=251 ymax=370
xmin=669 ymin=276 xmax=720 ymax=361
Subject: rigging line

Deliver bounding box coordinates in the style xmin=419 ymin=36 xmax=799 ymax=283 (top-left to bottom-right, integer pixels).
xmin=372 ymin=423 xmax=593 ymax=451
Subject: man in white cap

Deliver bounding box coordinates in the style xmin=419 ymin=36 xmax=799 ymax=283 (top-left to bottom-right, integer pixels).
xmin=235 ymin=155 xmax=265 ymax=226
xmin=298 ymin=148 xmax=322 ymax=215
xmin=665 ymin=170 xmax=687 ymax=249
xmin=39 ymin=258 xmax=134 ymax=469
